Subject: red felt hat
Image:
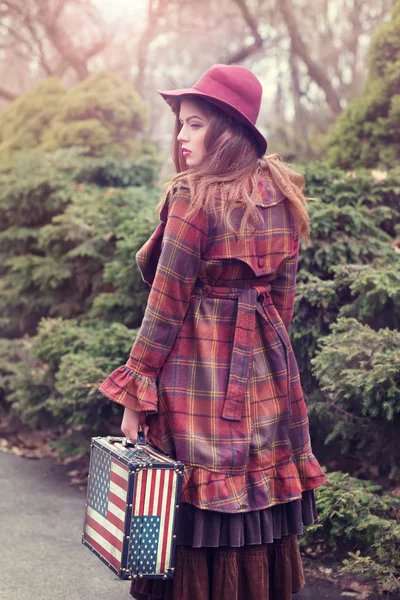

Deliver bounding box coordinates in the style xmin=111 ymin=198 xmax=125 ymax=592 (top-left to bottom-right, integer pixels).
xmin=157 ymin=64 xmax=267 ymax=156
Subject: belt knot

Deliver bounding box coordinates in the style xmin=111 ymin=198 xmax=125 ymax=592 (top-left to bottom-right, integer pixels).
xmin=193 ymin=282 xmax=272 ymax=421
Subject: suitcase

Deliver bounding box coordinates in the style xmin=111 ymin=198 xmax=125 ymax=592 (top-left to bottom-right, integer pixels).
xmin=82 ymin=431 xmax=184 ymax=581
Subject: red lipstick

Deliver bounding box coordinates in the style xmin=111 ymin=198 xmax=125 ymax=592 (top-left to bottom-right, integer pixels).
xmin=182 ymin=147 xmax=191 ymax=157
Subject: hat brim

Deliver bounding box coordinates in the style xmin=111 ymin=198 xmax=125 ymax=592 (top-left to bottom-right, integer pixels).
xmin=157 ymin=86 xmax=267 ymax=156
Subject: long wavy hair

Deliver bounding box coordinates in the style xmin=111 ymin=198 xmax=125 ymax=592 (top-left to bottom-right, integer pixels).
xmin=158 ymin=95 xmax=313 ymax=241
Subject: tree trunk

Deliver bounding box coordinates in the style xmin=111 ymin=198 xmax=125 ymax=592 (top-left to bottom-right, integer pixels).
xmin=290 ymin=50 xmax=310 ymax=153
xmin=135 ymin=0 xmax=168 ymax=97
xmin=278 ymin=0 xmax=342 ymax=116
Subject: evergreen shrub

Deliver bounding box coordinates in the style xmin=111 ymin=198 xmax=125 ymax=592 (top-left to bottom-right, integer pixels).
xmin=300 ymin=471 xmax=400 ymax=594
xmin=311 ymin=318 xmax=400 ymax=479
xmin=0 ymin=148 xmax=161 ymax=447
xmin=293 ymin=164 xmax=399 ymax=378
xmin=291 ymin=165 xmax=400 ymax=479
xmin=0 ymin=71 xmax=150 ymax=169
xmin=0 ymin=317 xmax=137 ymax=437
xmin=0 ymin=152 xmax=160 ymax=338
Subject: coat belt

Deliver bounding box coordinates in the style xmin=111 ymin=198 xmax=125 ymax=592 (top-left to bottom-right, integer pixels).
xmin=193 ymin=283 xmax=275 ymax=422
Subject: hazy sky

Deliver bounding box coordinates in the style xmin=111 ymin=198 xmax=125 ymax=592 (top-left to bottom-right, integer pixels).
xmin=94 ymin=0 xmax=147 ymax=23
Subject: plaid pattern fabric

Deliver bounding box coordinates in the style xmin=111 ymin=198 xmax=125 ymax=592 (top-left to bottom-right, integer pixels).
xmin=98 ymin=171 xmax=328 ymax=513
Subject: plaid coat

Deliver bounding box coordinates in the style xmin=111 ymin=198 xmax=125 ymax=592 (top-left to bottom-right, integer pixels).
xmin=98 ymin=171 xmax=328 ymax=513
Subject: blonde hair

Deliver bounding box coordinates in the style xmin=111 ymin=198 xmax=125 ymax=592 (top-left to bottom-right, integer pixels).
xmin=158 ymin=96 xmax=313 ymax=241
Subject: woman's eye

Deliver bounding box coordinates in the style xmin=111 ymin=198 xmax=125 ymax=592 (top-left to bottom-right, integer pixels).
xmin=190 ymin=124 xmax=202 ymax=130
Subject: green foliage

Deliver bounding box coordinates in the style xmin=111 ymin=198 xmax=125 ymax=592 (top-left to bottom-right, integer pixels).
xmin=1 ymin=316 xmax=137 ymax=431
xmin=0 ymin=144 xmax=161 ymax=455
xmin=285 ymin=164 xmax=400 ymax=485
xmin=325 ymin=1 xmax=400 ymax=169
xmin=0 ymin=337 xmax=32 ymax=414
xmin=0 ymin=71 xmax=150 ymax=168
xmin=311 ymin=318 xmax=400 ymax=479
xmin=89 ymin=203 xmax=159 ymax=326
xmin=300 ymin=471 xmax=400 ymax=594
xmin=291 ymin=164 xmax=399 ymax=391
xmin=341 ymin=553 xmax=400 ymax=596
xmin=0 ymin=152 xmax=159 ymax=337
xmin=332 ymin=261 xmax=400 ymax=328
xmin=72 ymin=155 xmax=158 ymax=188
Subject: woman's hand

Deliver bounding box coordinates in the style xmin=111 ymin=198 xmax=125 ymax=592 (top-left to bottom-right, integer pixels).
xmin=121 ymin=407 xmax=149 ymax=442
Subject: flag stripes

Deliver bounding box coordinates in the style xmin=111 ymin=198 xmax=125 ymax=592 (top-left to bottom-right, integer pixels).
xmin=131 ymin=468 xmax=177 ymax=573
xmin=85 ymin=529 xmax=121 ymax=570
xmin=164 ymin=470 xmax=178 ymax=571
xmin=85 ymin=453 xmax=129 ymax=571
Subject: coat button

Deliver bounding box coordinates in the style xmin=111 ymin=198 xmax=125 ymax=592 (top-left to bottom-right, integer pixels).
xmin=258 ymin=257 xmax=265 ymax=268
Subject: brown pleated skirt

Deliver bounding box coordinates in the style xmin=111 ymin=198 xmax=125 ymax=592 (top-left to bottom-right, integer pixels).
xmin=129 ymin=492 xmax=315 ymax=600
xmin=130 ymin=537 xmax=304 ymax=600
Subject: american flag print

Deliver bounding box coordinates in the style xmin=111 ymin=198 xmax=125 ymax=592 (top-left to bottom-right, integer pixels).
xmin=84 ymin=446 xmax=129 ymax=571
xmin=128 ymin=468 xmax=178 ymax=575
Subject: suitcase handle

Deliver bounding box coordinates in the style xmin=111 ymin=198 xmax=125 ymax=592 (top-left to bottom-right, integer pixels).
xmin=123 ymin=424 xmax=146 ymax=448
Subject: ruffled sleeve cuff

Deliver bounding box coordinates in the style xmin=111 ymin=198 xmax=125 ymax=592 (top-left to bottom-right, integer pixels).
xmin=98 ymin=365 xmax=158 ymax=413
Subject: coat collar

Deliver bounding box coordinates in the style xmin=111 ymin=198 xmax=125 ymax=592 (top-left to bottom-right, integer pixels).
xmin=255 ymin=169 xmax=286 ymax=208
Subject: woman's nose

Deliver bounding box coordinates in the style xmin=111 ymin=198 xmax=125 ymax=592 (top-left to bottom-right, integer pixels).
xmin=177 ymin=126 xmax=188 ymax=142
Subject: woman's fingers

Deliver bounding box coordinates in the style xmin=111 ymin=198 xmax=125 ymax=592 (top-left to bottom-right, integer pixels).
xmin=121 ymin=428 xmax=137 ymax=442
xmin=121 ymin=407 xmax=148 ymax=442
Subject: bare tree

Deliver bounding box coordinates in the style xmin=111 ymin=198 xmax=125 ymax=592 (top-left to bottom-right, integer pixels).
xmin=0 ymin=0 xmax=112 ymax=100
xmin=229 ymin=0 xmax=394 ymax=117
xmin=0 ymin=0 xmax=394 ymax=161
xmin=277 ymin=0 xmax=342 ymax=115
xmin=135 ymin=0 xmax=170 ymax=96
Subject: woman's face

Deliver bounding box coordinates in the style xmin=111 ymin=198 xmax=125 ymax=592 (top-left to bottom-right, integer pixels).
xmin=177 ymin=98 xmax=210 ymax=167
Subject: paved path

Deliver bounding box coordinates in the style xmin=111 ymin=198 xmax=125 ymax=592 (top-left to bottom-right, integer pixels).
xmin=0 ymin=450 xmax=346 ymax=600
xmin=0 ymin=451 xmax=126 ymax=600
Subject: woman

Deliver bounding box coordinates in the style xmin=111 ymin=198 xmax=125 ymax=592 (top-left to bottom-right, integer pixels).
xmin=98 ymin=64 xmax=328 ymax=600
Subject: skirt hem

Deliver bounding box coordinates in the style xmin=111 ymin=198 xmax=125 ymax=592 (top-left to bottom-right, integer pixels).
xmin=130 ymin=538 xmax=306 ymax=600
